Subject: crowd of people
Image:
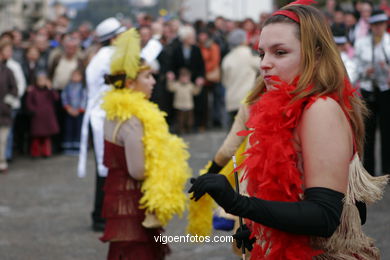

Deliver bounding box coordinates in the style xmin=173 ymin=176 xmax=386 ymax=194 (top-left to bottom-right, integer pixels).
xmin=1 ymin=0 xmax=390 ymax=259
xmin=0 ymin=0 xmax=389 ymax=174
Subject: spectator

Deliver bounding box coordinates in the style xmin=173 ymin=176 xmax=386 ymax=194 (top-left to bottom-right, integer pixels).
xmin=331 ymin=7 xmax=346 ymax=31
xmin=209 ymin=18 xmax=230 ymax=59
xmin=140 ymin=25 xmax=163 ymax=72
xmin=167 ymin=68 xmax=202 ymax=134
xmin=0 ymin=40 xmax=18 ymax=173
xmin=61 ymin=69 xmax=86 ymax=155
xmin=1 ymin=40 xmax=26 ymax=162
xmin=222 ymin=29 xmax=259 ymax=126
xmin=11 ymin=29 xmax=25 ymax=64
xmin=323 ymin=0 xmax=337 ymax=19
xmin=1 ymin=40 xmax=26 ymax=106
xmin=22 ymin=46 xmax=43 ymax=86
xmin=198 ymin=28 xmax=225 ymax=128
xmin=355 ymin=9 xmax=390 ymax=175
xmin=33 ymin=34 xmax=51 ymax=71
xmin=78 ymin=21 xmax=93 ymax=50
xmin=169 ymin=25 xmax=205 ymax=131
xmin=353 ymin=1 xmax=373 ymax=44
xmin=344 ymin=10 xmax=358 ymax=44
xmin=49 ymin=35 xmax=83 ymax=91
xmin=241 ymin=18 xmax=260 ymax=51
xmin=149 ymin=21 xmax=178 ymax=127
xmin=26 ymin=72 xmax=59 ymax=158
xmin=49 ymin=34 xmax=84 ymax=153
xmin=332 ymin=26 xmax=358 ymax=85
xmin=225 ymin=19 xmax=238 ymax=34
xmin=19 ymin=46 xmax=44 ymax=155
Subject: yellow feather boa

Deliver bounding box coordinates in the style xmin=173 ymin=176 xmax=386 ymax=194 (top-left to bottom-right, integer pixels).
xmin=187 ymin=139 xmax=247 ymax=236
xmin=101 ymin=88 xmax=191 ymax=226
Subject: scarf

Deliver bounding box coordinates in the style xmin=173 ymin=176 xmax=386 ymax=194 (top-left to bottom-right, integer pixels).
xmin=238 ymin=78 xmax=326 ymax=259
xmin=101 ymin=88 xmax=191 ymax=226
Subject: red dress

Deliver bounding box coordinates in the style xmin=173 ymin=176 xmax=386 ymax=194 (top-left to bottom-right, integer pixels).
xmin=100 ymin=140 xmax=170 ymax=260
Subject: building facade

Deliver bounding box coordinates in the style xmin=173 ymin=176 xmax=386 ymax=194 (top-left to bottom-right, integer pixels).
xmin=0 ymin=0 xmax=50 ymax=33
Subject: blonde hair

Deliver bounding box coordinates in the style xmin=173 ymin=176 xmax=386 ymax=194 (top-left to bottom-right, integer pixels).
xmin=246 ymin=5 xmax=367 ymax=155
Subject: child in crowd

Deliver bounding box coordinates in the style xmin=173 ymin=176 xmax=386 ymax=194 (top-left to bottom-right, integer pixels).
xmin=26 ymin=72 xmax=59 ymax=158
xmin=61 ymin=69 xmax=87 ymax=155
xmin=167 ymin=68 xmax=202 ymax=134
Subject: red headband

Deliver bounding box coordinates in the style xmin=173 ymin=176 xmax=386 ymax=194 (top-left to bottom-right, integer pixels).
xmin=271 ymin=0 xmax=317 ymax=24
xmin=272 ymin=10 xmax=300 ymax=23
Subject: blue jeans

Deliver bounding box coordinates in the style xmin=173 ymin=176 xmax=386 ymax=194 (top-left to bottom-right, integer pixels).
xmin=209 ymin=83 xmax=227 ymax=128
xmin=5 ymin=109 xmax=18 ymax=160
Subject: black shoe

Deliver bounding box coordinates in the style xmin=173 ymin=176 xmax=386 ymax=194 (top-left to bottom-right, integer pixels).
xmin=92 ymin=222 xmax=105 ymax=232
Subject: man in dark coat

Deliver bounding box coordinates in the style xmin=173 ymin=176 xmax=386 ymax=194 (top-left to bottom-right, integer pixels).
xmin=168 ymin=25 xmax=206 ymax=131
xmin=0 ymin=41 xmax=18 ymax=172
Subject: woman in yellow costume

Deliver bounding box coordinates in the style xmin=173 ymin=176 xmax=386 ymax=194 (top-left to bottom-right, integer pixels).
xmin=99 ymin=28 xmax=190 ymax=260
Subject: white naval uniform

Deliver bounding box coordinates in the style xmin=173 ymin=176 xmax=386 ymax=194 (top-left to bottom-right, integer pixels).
xmin=78 ymin=46 xmax=114 ymax=178
xmin=340 ymin=52 xmax=358 ymax=86
xmin=355 ymin=33 xmax=390 ymax=92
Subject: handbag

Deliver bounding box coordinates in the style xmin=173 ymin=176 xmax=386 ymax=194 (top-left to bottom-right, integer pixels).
xmin=206 ymin=66 xmax=221 ymax=83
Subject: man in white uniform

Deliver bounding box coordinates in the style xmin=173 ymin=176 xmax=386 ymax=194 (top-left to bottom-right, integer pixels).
xmin=355 ymin=10 xmax=390 ymax=176
xmin=78 ymin=17 xmax=125 ymax=231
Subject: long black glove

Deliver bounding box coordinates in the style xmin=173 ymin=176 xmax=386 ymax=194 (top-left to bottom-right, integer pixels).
xmin=232 ymin=224 xmax=256 ymax=251
xmin=206 ymin=160 xmax=223 ymax=174
xmin=188 ymin=174 xmax=344 ymax=238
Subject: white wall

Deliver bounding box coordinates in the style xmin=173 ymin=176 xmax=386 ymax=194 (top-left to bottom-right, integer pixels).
xmin=182 ymin=0 xmax=273 ymax=22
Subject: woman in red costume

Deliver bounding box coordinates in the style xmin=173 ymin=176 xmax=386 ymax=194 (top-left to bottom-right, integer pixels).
xmin=189 ymin=1 xmax=388 ymax=259
xmin=99 ymin=28 xmax=190 ymax=260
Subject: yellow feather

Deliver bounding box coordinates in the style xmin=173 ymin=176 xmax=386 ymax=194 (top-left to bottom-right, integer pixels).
xmin=187 ymin=140 xmax=247 ymax=236
xmin=101 ymin=88 xmax=191 ymax=226
xmin=110 ymin=28 xmax=140 ymax=79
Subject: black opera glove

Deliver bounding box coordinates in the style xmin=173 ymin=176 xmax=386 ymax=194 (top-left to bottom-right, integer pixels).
xmin=206 ymin=160 xmax=223 ymax=174
xmin=189 ymin=174 xmax=345 ymax=238
xmin=188 ymin=174 xmax=237 ymax=210
xmin=232 ymin=224 xmax=256 ymax=252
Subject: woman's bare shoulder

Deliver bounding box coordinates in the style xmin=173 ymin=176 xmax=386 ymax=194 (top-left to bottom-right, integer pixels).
xmin=305 ymin=97 xmax=345 ymax=117
xmin=299 ymin=97 xmax=352 ymax=192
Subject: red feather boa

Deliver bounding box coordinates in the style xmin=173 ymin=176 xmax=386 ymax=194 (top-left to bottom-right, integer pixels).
xmin=238 ymin=76 xmax=356 ymax=259
xmin=238 ymin=78 xmax=323 ymax=259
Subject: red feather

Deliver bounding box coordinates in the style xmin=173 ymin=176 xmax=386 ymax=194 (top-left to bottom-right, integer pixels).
xmin=241 ymin=79 xmax=321 ymax=259
xmin=240 ymin=75 xmax=356 ymax=259
xmin=240 ymin=78 xmax=332 ymax=259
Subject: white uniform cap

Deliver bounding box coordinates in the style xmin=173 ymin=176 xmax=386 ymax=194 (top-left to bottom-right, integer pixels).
xmin=369 ymin=10 xmax=388 ymax=24
xmin=96 ymin=17 xmax=126 ymax=42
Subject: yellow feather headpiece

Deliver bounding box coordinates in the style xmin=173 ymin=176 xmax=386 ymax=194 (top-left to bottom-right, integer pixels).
xmin=110 ymin=28 xmax=141 ymax=80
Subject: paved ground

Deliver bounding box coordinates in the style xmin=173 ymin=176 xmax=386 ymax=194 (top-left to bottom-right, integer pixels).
xmin=0 ymin=130 xmax=389 ymax=260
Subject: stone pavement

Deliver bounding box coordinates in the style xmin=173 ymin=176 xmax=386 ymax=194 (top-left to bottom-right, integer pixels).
xmin=0 ymin=130 xmax=389 ymax=260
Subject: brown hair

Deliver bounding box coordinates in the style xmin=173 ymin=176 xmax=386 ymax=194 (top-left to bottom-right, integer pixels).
xmin=0 ymin=39 xmax=12 ymax=52
xmin=179 ymin=67 xmax=191 ymax=78
xmin=246 ymin=4 xmax=368 ymax=155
